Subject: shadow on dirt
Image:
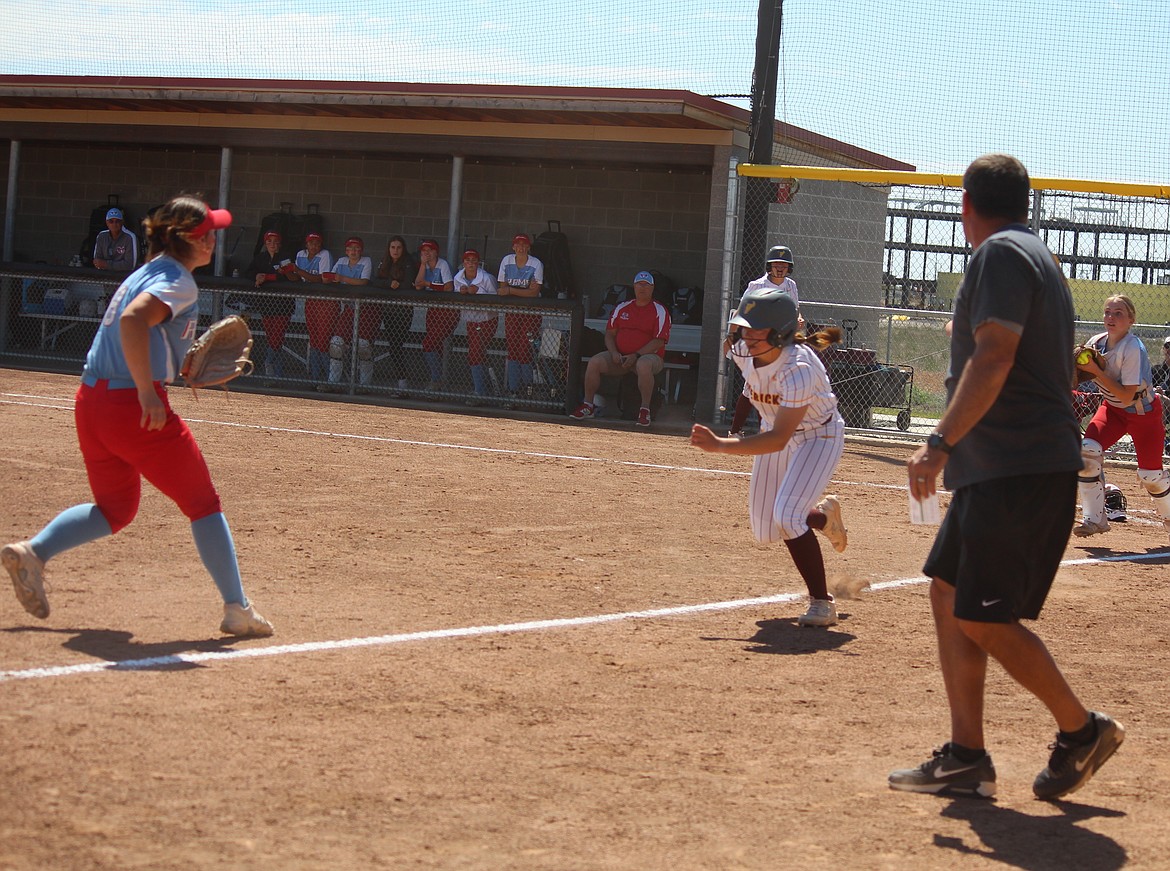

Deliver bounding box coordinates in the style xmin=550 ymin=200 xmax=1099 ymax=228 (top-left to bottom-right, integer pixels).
xmin=701 ymin=616 xmax=856 ymax=655
xmin=3 ymin=625 xmax=242 ymax=671
xmin=936 ymin=798 xmax=1126 ymax=870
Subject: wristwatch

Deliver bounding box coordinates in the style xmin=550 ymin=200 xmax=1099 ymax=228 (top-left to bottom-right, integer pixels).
xmin=927 ymin=432 xmax=954 ymax=454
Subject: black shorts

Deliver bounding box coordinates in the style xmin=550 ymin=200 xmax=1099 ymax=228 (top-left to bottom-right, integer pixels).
xmin=923 ymin=472 xmax=1077 ymax=623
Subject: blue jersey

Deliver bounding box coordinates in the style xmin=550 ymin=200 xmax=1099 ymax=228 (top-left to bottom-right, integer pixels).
xmin=498 ymin=254 xmax=544 ymax=289
xmin=335 ymin=256 xmax=372 ymax=281
xmin=423 ymin=259 xmax=453 ymax=290
xmin=296 ymin=248 xmax=332 ymax=275
xmin=83 ymin=255 xmax=201 ymax=384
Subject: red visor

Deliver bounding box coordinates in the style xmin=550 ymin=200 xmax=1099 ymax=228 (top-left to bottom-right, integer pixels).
xmin=189 ymin=207 xmax=232 ymax=238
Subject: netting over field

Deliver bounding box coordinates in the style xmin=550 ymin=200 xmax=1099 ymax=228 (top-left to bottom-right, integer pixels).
xmin=3 ymin=1 xmax=1168 ymax=182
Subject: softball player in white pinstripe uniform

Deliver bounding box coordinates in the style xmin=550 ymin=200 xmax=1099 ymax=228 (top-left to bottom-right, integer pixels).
xmin=691 ymin=288 xmax=848 ymax=626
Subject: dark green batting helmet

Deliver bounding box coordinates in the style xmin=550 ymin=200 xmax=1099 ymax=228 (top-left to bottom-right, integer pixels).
xmin=729 ymin=287 xmax=799 ymax=347
xmin=765 ymin=245 xmax=795 ymax=272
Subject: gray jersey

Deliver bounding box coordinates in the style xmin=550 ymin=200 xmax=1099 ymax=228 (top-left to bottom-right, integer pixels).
xmin=944 ymin=224 xmax=1082 ymax=490
xmin=93 ymin=229 xmax=138 ymax=272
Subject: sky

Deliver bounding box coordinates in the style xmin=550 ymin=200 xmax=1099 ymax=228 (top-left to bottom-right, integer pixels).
xmin=2 ymin=0 xmax=1167 ymax=185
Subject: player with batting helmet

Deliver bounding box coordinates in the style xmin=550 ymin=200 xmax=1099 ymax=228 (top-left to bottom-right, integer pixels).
xmin=726 ymin=244 xmax=806 ymax=436
xmin=693 ymin=286 xmax=849 ymax=627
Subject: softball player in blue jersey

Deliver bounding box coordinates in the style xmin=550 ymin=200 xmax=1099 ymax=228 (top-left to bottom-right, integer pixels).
xmin=2 ymin=196 xmax=274 ymax=637
xmin=691 ymin=287 xmax=848 ymax=627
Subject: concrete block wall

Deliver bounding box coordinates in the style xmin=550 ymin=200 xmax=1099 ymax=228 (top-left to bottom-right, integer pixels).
xmin=10 ymin=143 xmax=221 ymax=264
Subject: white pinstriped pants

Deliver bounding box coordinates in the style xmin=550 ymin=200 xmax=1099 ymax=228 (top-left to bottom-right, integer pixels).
xmin=748 ymin=415 xmax=844 ymax=544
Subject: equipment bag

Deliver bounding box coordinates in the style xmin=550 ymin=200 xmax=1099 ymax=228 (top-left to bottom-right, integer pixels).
xmin=531 ymin=220 xmax=575 ymax=299
xmin=253 ymin=202 xmax=301 ymax=261
xmin=296 ymin=203 xmax=328 ymax=250
xmin=671 ymin=286 xmax=704 ymax=325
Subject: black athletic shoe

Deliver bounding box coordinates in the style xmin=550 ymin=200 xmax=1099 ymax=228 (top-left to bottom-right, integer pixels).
xmin=1033 ymin=711 xmax=1125 ymax=800
xmin=888 ymin=744 xmax=997 ymax=798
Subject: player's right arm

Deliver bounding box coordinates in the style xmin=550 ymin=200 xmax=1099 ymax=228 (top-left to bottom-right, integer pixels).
xmin=120 ymin=292 xmax=171 ymax=431
xmin=692 ymin=405 xmax=807 ymax=455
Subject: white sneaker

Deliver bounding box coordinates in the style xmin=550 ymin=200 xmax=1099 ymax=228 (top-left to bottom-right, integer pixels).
xmin=220 ymin=602 xmax=274 ymax=637
xmin=1072 ymin=519 xmax=1110 ymax=537
xmin=798 ymin=598 xmax=838 ymax=627
xmin=2 ymin=541 xmax=49 ymax=619
xmin=815 ymin=495 xmax=848 ymax=553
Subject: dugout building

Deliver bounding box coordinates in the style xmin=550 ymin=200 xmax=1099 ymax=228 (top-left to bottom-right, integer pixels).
xmin=0 ymin=76 xmax=912 ymax=421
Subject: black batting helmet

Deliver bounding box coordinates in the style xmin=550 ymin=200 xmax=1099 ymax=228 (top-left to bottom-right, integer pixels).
xmin=765 ymin=245 xmax=795 ymax=272
xmin=728 ymin=287 xmax=799 ymax=347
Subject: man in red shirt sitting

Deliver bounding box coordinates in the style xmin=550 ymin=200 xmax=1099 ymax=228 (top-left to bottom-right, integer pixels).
xmin=570 ymin=271 xmax=672 ymax=427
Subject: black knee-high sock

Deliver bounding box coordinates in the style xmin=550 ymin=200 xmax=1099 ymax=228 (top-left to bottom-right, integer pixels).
xmin=783 ymin=529 xmax=829 ymax=601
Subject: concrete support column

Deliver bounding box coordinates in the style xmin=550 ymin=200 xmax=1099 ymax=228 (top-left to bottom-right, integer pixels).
xmin=3 ymin=139 xmax=20 ymax=262
xmin=447 ymin=155 xmax=465 ymax=259
xmin=214 ymin=146 xmax=232 ymax=276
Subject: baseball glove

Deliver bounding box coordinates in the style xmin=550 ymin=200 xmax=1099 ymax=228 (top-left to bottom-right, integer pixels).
xmin=1073 ymin=344 xmax=1105 ymax=386
xmin=180 ymin=315 xmax=254 ymax=391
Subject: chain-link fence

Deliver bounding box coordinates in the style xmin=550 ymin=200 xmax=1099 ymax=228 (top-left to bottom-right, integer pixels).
xmin=727 ymin=171 xmax=1170 ymax=459
xmin=0 ymin=266 xmax=580 ymax=413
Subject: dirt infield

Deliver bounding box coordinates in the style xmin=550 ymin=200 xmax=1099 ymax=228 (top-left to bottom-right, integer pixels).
xmin=2 ymin=368 xmax=1169 ymax=871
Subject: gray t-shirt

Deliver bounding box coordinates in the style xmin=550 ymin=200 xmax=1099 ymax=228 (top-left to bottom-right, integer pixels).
xmin=944 ymin=224 xmax=1082 ymax=490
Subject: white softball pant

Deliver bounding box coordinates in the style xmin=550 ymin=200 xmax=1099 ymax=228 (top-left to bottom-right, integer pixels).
xmin=748 ymin=415 xmax=845 ymax=544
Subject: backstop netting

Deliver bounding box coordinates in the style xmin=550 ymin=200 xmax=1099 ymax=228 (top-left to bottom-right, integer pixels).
xmin=3 ymin=1 xmax=1168 ymax=184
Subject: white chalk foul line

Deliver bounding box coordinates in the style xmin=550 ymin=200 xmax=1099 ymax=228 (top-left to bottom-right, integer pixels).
xmin=0 ymin=586 xmax=871 ymax=683
xmin=4 ymin=550 xmax=1167 ymax=683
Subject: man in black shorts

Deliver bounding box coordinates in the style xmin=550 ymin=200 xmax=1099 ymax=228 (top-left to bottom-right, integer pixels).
xmin=890 ymin=154 xmax=1124 ymax=801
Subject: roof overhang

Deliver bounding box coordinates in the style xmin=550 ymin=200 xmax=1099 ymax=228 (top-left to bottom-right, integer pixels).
xmin=0 ymin=76 xmax=913 ymax=170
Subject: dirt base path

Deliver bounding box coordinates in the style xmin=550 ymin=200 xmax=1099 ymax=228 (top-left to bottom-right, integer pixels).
xmin=2 ymin=369 xmax=1168 ymax=870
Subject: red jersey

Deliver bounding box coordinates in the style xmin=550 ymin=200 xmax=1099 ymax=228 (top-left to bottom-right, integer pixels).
xmin=607 ymin=299 xmax=671 ymax=358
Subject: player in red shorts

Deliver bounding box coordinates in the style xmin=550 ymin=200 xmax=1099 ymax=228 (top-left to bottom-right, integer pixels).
xmin=2 ymin=195 xmax=274 ymax=637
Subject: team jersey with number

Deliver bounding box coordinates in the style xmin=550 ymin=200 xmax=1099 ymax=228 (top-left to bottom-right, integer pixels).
xmin=83 ymin=255 xmax=200 ymax=385
xmin=730 ymin=340 xmax=839 ymax=433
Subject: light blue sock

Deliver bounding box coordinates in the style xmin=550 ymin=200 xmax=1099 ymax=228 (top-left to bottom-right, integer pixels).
xmin=30 ymin=503 xmax=113 ymax=562
xmin=191 ymin=513 xmax=247 ymax=607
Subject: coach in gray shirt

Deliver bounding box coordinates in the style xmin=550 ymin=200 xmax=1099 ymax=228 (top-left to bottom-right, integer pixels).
xmin=890 ymin=153 xmax=1123 ymax=802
